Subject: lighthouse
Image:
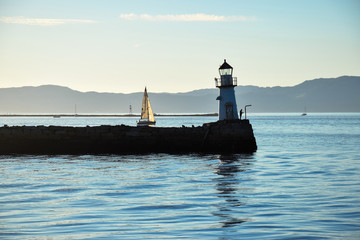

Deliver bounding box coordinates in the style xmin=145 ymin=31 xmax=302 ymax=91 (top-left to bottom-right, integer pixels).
xmin=215 ymin=59 xmax=239 ymax=121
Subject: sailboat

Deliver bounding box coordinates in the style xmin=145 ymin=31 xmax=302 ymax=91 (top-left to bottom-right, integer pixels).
xmin=137 ymin=87 xmax=156 ymax=127
xmin=301 ymin=106 xmax=307 ymax=116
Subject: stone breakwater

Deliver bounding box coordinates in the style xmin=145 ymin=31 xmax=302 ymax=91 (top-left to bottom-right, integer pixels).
xmin=0 ymin=120 xmax=257 ymax=154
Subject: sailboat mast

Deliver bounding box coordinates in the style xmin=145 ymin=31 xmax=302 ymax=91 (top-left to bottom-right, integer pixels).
xmin=145 ymin=88 xmax=148 ymax=119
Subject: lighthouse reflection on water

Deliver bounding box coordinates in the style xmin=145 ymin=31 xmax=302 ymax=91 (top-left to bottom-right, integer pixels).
xmin=213 ymin=154 xmax=254 ymax=228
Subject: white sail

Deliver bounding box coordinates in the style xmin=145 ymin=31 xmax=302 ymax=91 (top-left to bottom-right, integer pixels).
xmin=147 ymin=97 xmax=155 ymax=122
xmin=138 ymin=87 xmax=155 ymax=126
xmin=140 ymin=88 xmax=149 ymax=120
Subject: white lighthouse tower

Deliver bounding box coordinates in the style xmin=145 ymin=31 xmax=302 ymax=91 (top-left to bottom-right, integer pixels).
xmin=215 ymin=59 xmax=239 ymax=121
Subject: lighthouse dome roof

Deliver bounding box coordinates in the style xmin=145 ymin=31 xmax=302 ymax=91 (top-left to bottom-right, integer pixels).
xmin=219 ymin=59 xmax=233 ymax=69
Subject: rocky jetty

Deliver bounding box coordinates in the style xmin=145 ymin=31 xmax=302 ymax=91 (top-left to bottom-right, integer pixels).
xmin=0 ymin=120 xmax=257 ymax=154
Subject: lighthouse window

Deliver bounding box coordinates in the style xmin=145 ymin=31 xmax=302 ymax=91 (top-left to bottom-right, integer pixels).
xmin=220 ymin=68 xmax=232 ymax=75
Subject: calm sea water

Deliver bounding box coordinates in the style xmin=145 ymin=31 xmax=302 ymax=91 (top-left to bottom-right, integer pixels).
xmin=1 ymin=113 xmax=359 ymax=239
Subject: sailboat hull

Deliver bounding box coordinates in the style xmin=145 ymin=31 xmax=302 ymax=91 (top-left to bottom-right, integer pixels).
xmin=137 ymin=120 xmax=156 ymax=127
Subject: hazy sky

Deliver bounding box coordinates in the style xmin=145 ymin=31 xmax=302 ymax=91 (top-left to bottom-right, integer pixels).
xmin=0 ymin=0 xmax=359 ymax=93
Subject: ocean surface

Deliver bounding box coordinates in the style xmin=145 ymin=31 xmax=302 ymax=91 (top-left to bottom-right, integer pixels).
xmin=1 ymin=113 xmax=359 ymax=239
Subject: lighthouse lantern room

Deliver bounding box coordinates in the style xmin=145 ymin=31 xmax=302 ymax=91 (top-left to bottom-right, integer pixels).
xmin=215 ymin=59 xmax=239 ymax=121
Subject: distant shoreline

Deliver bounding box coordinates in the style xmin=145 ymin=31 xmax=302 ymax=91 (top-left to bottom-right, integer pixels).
xmin=0 ymin=113 xmax=218 ymax=117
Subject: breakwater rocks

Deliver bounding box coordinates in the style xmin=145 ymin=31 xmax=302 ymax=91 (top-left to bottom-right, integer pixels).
xmin=0 ymin=120 xmax=257 ymax=154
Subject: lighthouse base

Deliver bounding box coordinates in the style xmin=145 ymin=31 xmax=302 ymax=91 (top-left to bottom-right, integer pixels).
xmin=202 ymin=119 xmax=257 ymax=153
xmin=0 ymin=120 xmax=257 ymax=155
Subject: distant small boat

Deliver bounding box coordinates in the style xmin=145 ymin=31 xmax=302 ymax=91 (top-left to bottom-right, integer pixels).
xmin=53 ymin=115 xmax=61 ymax=118
xmin=301 ymin=106 xmax=307 ymax=116
xmin=137 ymin=87 xmax=156 ymax=127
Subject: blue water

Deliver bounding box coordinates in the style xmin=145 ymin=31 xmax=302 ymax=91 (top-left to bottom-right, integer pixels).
xmin=1 ymin=113 xmax=360 ymax=239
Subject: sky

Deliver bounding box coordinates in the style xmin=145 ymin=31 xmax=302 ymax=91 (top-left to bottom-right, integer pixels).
xmin=0 ymin=0 xmax=359 ymax=93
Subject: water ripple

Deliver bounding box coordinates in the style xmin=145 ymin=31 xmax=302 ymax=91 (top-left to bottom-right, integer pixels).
xmin=1 ymin=114 xmax=360 ymax=239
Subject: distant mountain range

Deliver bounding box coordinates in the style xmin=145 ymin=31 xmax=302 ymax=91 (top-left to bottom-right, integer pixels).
xmin=0 ymin=76 xmax=359 ymax=113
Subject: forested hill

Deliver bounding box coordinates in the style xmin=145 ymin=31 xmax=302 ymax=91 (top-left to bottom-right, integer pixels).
xmin=0 ymin=76 xmax=359 ymax=113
